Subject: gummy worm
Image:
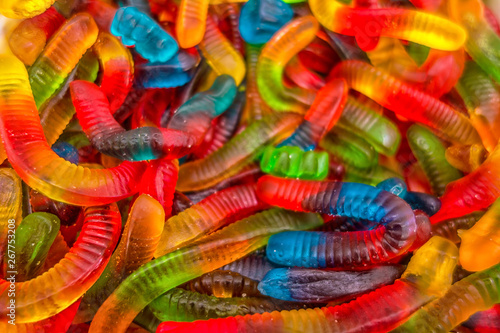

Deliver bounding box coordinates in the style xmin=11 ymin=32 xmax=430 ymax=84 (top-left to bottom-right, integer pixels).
xmin=407 ymin=125 xmax=462 ymax=196
xmin=88 ymin=208 xmax=323 ymax=333
xmin=75 ymin=194 xmax=164 ymax=323
xmin=309 ymin=0 xmax=466 ymax=51
xmin=0 ymin=204 xmax=121 ymax=322
xmin=182 ymin=270 xmax=261 ymax=298
xmin=93 ymin=32 xmax=134 ymax=113
xmin=28 ymin=13 xmax=98 ymax=108
xmin=257 ymin=176 xmax=417 ymax=267
xmin=277 ymin=79 xmax=348 ymax=150
xmin=155 ymin=183 xmax=268 ymax=257
xmin=149 ymin=287 xmax=305 ymax=322
xmin=176 ymin=112 xmax=302 ymax=192
xmin=392 ymin=263 xmax=500 ymax=332
xmin=329 ymin=60 xmax=481 ymax=145
xmin=156 ymin=236 xmax=458 ymax=333
xmin=0 ymin=54 xmax=147 ymax=206
xmin=200 ymin=16 xmax=246 ymax=86
xmin=8 ymin=6 xmax=65 ymax=65
xmin=256 ymin=15 xmax=318 ymax=113
xmin=459 ymin=198 xmax=500 ymax=272
xmin=70 ymin=75 xmax=236 ymax=161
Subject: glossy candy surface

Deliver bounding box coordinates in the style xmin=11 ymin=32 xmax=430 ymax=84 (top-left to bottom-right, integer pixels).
xmin=260 ymin=146 xmax=329 ymax=180
xmin=0 ymin=204 xmax=121 ymax=322
xmin=258 ymin=176 xmax=417 ymax=267
xmin=0 ymin=54 xmax=146 ymax=205
xmin=257 ymin=16 xmax=318 ymax=112
xmin=259 ymin=265 xmax=405 ymax=303
xmin=330 ymin=60 xmax=481 ymax=145
xmin=28 ymin=13 xmax=99 ymax=108
xmin=88 ymin=209 xmax=323 ymax=332
xmin=8 ymin=6 xmax=65 ymax=65
xmin=111 ymin=7 xmax=179 ymax=62
xmin=310 ymin=0 xmax=466 ymax=51
xmin=157 ymin=236 xmax=458 ymax=332
xmin=1 ymin=1 xmax=500 ymax=331
xmin=239 ymin=0 xmax=293 ymax=45
xmin=71 ymin=75 xmax=236 ymax=161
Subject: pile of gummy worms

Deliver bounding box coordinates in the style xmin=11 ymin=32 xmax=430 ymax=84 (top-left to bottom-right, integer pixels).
xmin=0 ymin=0 xmax=500 ymax=332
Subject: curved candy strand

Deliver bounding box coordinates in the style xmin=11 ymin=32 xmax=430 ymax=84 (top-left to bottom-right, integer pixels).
xmin=140 ymin=158 xmax=179 ymax=217
xmin=181 ymin=270 xmax=261 ymax=298
xmin=28 ymin=13 xmax=98 ymax=108
xmin=70 ymin=75 xmax=236 ymax=161
xmin=0 ymin=299 xmax=80 ymax=333
xmin=431 ymin=143 xmax=500 ymax=223
xmin=448 ymin=0 xmax=500 ymax=83
xmin=111 ymin=7 xmax=179 ymax=62
xmin=0 ymin=169 xmax=22 ymax=257
xmin=135 ymin=52 xmax=199 ymax=89
xmin=2 ymin=213 xmax=60 ymax=281
xmin=260 ymin=146 xmax=329 ymax=180
xmin=258 ymin=176 xmax=417 ymax=267
xmin=155 ymin=184 xmax=268 ymax=257
xmin=52 ymin=141 xmax=79 ymax=164
xmin=219 ymin=253 xmax=281 ymax=281
xmin=277 ymin=79 xmax=348 ymax=150
xmin=392 ymin=263 xmax=500 ymax=333
xmin=376 ymin=177 xmax=440 ymax=216
xmin=407 ymin=125 xmax=462 ymax=196
xmin=176 ymin=112 xmax=302 ymax=192
xmin=319 ymin=127 xmax=378 ymax=170
xmin=309 ymin=0 xmax=466 ymax=51
xmin=149 ymin=287 xmax=305 ymax=322
xmin=0 ymin=0 xmax=57 ymax=18
xmin=244 ymin=44 xmax=273 ymax=124
xmin=192 ymin=90 xmax=244 ymax=159
xmin=463 ymin=304 xmax=500 ymax=332
xmin=0 ymin=204 xmax=121 ymax=322
xmin=0 ymin=54 xmax=147 ymax=206
xmin=402 ymin=192 xmax=441 ymax=217
xmin=8 ymin=7 xmax=65 ymax=65
xmin=75 ymin=194 xmax=164 ymax=323
xmin=456 ymin=61 xmax=500 ymax=152
xmin=459 ymin=198 xmax=500 ymax=272
xmin=88 ymin=208 xmax=323 ymax=333
xmin=258 ymin=265 xmax=404 ymax=303
xmin=199 ymin=16 xmax=246 ymax=85
xmin=156 ymin=236 xmax=458 ymax=333
xmin=337 ymin=96 xmax=401 ymax=156
xmin=344 ymin=164 xmax=401 ymax=186
xmin=39 ymin=51 xmax=99 ymax=146
xmin=445 ymin=143 xmax=488 ymax=173
xmin=239 ymin=0 xmax=293 ymax=45
xmin=256 ymin=16 xmax=319 ymax=113
xmin=431 ymin=212 xmax=483 ymax=244
xmin=93 ymin=32 xmax=134 ymax=113
xmin=329 ymin=60 xmax=481 ymax=145
xmin=166 ymin=74 xmax=236 ymax=138
xmin=285 ymin=56 xmax=325 ymax=91
xmin=176 ymin=0 xmax=209 ymax=48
